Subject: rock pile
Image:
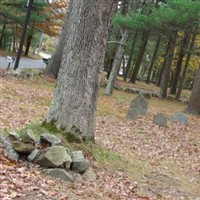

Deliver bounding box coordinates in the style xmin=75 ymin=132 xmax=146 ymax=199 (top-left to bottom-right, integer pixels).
xmin=0 ymin=130 xmax=93 ymax=182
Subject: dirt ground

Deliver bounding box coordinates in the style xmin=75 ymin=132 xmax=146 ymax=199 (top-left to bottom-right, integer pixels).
xmin=0 ymin=73 xmax=200 ymax=200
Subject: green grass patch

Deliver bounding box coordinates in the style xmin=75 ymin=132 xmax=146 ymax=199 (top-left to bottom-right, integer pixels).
xmin=81 ymin=144 xmax=123 ymax=170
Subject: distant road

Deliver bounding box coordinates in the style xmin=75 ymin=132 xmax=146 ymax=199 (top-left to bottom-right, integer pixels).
xmin=0 ymin=52 xmax=51 ymax=69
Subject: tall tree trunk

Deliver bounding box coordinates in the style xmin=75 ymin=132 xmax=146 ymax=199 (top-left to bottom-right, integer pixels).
xmin=105 ymin=30 xmax=128 ymax=95
xmin=187 ymin=68 xmax=200 ymax=114
xmin=129 ymin=30 xmax=150 ymax=83
xmin=176 ymin=32 xmax=197 ymax=100
xmin=46 ymin=0 xmax=117 ymax=142
xmin=170 ymin=30 xmax=191 ymax=94
xmin=156 ymin=55 xmax=166 ymax=86
xmin=8 ymin=37 xmax=12 ymax=52
xmin=105 ymin=0 xmax=130 ymax=80
xmin=45 ymin=12 xmax=68 ymax=79
xmin=146 ymin=33 xmax=161 ymax=84
xmin=105 ymin=30 xmax=121 ymax=79
xmin=0 ymin=22 xmax=6 ymax=48
xmin=12 ymin=37 xmax=16 ymax=53
xmin=32 ymin=32 xmax=44 ymax=55
xmin=123 ymin=31 xmax=138 ymax=81
xmin=24 ymin=34 xmax=33 ymax=56
xmin=160 ymin=31 xmax=177 ymax=98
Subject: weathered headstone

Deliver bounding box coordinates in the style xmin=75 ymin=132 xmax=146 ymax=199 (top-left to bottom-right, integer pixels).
xmin=127 ymin=95 xmax=148 ymax=120
xmin=170 ymin=112 xmax=188 ymax=124
xmin=153 ymin=113 xmax=167 ymax=126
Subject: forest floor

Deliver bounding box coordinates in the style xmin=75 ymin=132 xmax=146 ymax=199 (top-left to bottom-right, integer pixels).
xmin=0 ymin=71 xmax=200 ymax=200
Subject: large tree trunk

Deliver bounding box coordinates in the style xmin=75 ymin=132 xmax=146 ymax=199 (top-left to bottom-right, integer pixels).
xmin=188 ymin=69 xmax=200 ymax=114
xmin=45 ymin=13 xmax=68 ymax=79
xmin=146 ymin=33 xmax=161 ymax=84
xmin=160 ymin=31 xmax=177 ymax=98
xmin=24 ymin=34 xmax=33 ymax=56
xmin=0 ymin=22 xmax=6 ymax=48
xmin=170 ymin=30 xmax=191 ymax=94
xmin=176 ymin=32 xmax=197 ymax=100
xmin=105 ymin=30 xmax=128 ymax=95
xmin=105 ymin=29 xmax=121 ymax=79
xmin=123 ymin=31 xmax=138 ymax=81
xmin=156 ymin=55 xmax=166 ymax=87
xmin=129 ymin=30 xmax=150 ymax=83
xmin=46 ymin=0 xmax=117 ymax=142
xmin=104 ymin=0 xmax=127 ymax=78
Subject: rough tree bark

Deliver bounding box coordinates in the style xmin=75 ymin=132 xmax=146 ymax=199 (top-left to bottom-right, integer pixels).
xmin=24 ymin=34 xmax=33 ymax=56
xmin=170 ymin=30 xmax=191 ymax=94
xmin=129 ymin=30 xmax=150 ymax=83
xmin=123 ymin=31 xmax=138 ymax=81
xmin=176 ymin=32 xmax=197 ymax=100
xmin=160 ymin=31 xmax=177 ymax=98
xmin=187 ymin=68 xmax=200 ymax=114
xmin=0 ymin=22 xmax=6 ymax=48
xmin=146 ymin=33 xmax=161 ymax=84
xmin=46 ymin=0 xmax=117 ymax=142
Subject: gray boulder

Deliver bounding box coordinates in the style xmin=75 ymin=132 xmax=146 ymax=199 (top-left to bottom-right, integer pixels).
xmin=12 ymin=141 xmax=34 ymax=154
xmin=43 ymin=168 xmax=74 ymax=182
xmin=8 ymin=132 xmax=20 ymax=141
xmin=127 ymin=95 xmax=148 ymax=120
xmin=35 ymin=146 xmax=72 ymax=168
xmin=21 ymin=129 xmax=36 ymax=143
xmin=40 ymin=133 xmax=61 ymax=146
xmin=28 ymin=149 xmax=40 ymax=162
xmin=170 ymin=112 xmax=188 ymax=124
xmin=71 ymin=151 xmax=90 ymax=173
xmin=153 ymin=113 xmax=167 ymax=126
xmin=82 ymin=168 xmax=96 ymax=181
xmin=0 ymin=134 xmax=19 ymax=162
xmin=143 ymin=93 xmax=151 ymax=100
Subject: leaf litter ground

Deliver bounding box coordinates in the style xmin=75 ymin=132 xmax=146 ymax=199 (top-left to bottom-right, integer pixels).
xmin=0 ymin=74 xmax=199 ymax=200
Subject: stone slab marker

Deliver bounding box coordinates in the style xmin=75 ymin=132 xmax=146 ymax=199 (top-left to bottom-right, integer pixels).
xmin=127 ymin=95 xmax=148 ymax=120
xmin=153 ymin=113 xmax=167 ymax=126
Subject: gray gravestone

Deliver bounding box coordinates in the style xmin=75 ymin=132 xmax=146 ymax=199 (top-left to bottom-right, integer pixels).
xmin=127 ymin=95 xmax=148 ymax=120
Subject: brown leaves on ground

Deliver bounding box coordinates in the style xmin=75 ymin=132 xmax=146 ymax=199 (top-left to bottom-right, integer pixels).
xmin=0 ymin=75 xmax=200 ymax=199
xmin=0 ymin=76 xmax=53 ymax=130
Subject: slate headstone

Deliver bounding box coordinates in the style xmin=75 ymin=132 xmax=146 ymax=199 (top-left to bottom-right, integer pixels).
xmin=170 ymin=112 xmax=188 ymax=124
xmin=127 ymin=95 xmax=148 ymax=120
xmin=153 ymin=113 xmax=167 ymax=126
